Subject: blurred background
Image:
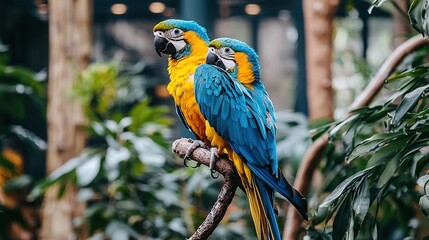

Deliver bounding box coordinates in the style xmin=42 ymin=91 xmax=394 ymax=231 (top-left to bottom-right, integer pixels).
xmin=1 ymin=0 xmax=427 ymax=239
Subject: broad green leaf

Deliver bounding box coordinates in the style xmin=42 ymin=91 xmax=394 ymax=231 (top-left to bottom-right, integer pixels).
xmin=57 ymin=181 xmax=67 ymax=198
xmin=329 ymin=115 xmax=358 ymax=138
xmin=105 ymin=145 xmax=130 ymax=168
xmin=387 ymin=66 xmax=429 ymax=82
xmin=353 ymin=178 xmax=370 ymax=224
xmin=49 ymin=149 xmax=99 ymax=181
xmin=368 ymin=0 xmax=390 ymax=13
xmin=0 ymin=65 xmax=46 ymax=94
xmin=409 ymin=0 xmax=429 ymax=36
xmin=10 ymin=125 xmax=47 ymax=150
xmin=347 ymin=132 xmax=403 ymax=162
xmin=371 ymin=221 xmax=378 ymax=240
xmin=168 ymin=218 xmax=187 ymax=236
xmin=419 ymin=195 xmax=429 ymax=217
xmin=367 ymin=137 xmax=408 ymax=167
xmin=391 ymin=85 xmax=429 ymax=128
xmin=49 ymin=156 xmax=82 ymax=180
xmin=76 ymin=154 xmax=101 ymax=186
xmin=28 ymin=178 xmax=57 ymax=200
xmin=131 ymin=136 xmax=166 ymax=167
xmin=3 ymin=175 xmax=32 ymax=192
xmin=105 ymin=221 xmax=143 ymax=239
xmin=376 ymin=156 xmax=399 ymax=188
xmin=333 ymin=196 xmax=352 ymax=240
xmin=319 ymin=167 xmax=375 ymax=210
xmin=312 ymin=204 xmax=330 ymax=224
xmin=77 ymin=188 xmax=94 ymax=202
xmin=415 ymin=153 xmax=429 ymax=176
xmin=417 ymin=175 xmax=429 ymax=194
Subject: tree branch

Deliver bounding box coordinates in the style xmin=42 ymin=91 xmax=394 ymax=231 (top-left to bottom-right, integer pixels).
xmin=283 ymin=34 xmax=429 ymax=240
xmin=172 ymin=138 xmax=239 ymax=240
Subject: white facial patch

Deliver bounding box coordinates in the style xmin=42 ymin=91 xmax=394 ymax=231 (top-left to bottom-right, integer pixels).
xmin=222 ymin=58 xmax=236 ymax=71
xmin=171 ymin=40 xmax=186 ymax=52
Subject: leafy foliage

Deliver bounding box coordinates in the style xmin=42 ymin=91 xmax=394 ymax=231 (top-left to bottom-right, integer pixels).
xmin=309 ymin=41 xmax=429 ymax=239
xmin=0 ymin=43 xmax=46 ymax=239
xmin=369 ymin=0 xmax=429 ymax=36
xmin=409 ymin=0 xmax=429 ymax=36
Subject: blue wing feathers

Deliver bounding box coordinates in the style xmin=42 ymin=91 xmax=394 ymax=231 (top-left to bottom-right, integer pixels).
xmin=194 ymin=64 xmax=307 ymax=220
xmin=222 ymin=98 xmax=230 ymax=120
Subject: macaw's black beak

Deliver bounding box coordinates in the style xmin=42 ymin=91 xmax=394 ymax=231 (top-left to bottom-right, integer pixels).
xmin=206 ymin=52 xmax=225 ymax=70
xmin=154 ymin=36 xmax=176 ymax=57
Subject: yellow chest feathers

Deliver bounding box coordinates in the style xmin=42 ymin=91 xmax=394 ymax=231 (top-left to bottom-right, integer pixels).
xmin=166 ymin=31 xmax=208 ymax=101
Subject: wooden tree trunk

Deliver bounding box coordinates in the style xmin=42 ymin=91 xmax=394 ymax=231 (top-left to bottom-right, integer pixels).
xmin=41 ymin=1 xmax=92 ymax=239
xmin=304 ymin=0 xmax=339 ymax=120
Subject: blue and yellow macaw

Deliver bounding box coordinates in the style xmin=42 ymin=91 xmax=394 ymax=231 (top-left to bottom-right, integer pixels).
xmin=153 ymin=20 xmax=227 ymax=165
xmin=194 ymin=38 xmax=308 ymax=239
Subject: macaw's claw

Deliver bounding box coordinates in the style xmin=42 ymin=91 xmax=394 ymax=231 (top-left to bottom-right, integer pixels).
xmin=209 ymin=147 xmax=220 ymax=179
xmin=183 ymin=140 xmax=205 ymax=167
xmin=211 ymin=170 xmax=220 ymax=179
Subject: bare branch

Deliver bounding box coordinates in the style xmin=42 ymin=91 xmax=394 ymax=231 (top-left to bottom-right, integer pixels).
xmin=283 ymin=34 xmax=429 ymax=240
xmin=172 ymin=138 xmax=239 ymax=240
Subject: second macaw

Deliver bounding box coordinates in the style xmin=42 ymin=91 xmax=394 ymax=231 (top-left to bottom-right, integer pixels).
xmin=194 ymin=38 xmax=307 ymax=240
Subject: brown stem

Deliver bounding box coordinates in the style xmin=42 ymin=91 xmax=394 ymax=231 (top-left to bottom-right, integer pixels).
xmin=283 ymin=34 xmax=429 ymax=240
xmin=172 ymin=138 xmax=239 ymax=240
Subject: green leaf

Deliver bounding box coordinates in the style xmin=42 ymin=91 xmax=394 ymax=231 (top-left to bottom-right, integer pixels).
xmin=3 ymin=175 xmax=32 ymax=192
xmin=409 ymin=0 xmax=429 ymax=37
xmin=347 ymin=132 xmax=404 ymax=162
xmin=371 ymin=221 xmax=378 ymax=240
xmin=417 ymin=175 xmax=429 ymax=194
xmin=329 ymin=115 xmax=358 ymax=138
xmin=366 ymin=137 xmax=407 ymax=167
xmin=333 ymin=196 xmax=352 ymax=240
xmin=419 ymin=195 xmax=429 ymax=217
xmin=376 ymin=156 xmax=399 ymax=188
xmin=415 ymin=153 xmax=429 ymax=176
xmin=105 ymin=145 xmax=130 ymax=168
xmin=27 ymin=178 xmax=57 ymax=201
xmin=168 ymin=218 xmax=187 ymax=235
xmin=49 ymin=155 xmax=82 ymax=180
xmin=76 ymin=154 xmax=101 ymax=186
xmin=57 ymin=181 xmax=68 ymax=198
xmin=391 ymin=85 xmax=429 ymax=128
xmin=368 ymin=0 xmax=391 ymax=13
xmin=130 ymin=136 xmax=167 ymax=167
xmin=353 ymin=178 xmax=370 ymax=224
xmin=318 ymin=167 xmax=375 ymax=213
xmin=387 ymin=66 xmax=429 ymax=82
xmin=10 ymin=125 xmax=47 ymax=150
xmin=105 ymin=221 xmax=143 ymax=239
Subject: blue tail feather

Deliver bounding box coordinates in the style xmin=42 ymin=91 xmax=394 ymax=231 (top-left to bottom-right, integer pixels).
xmin=248 ymin=164 xmax=308 ymax=220
xmin=254 ymin=176 xmax=281 ymax=240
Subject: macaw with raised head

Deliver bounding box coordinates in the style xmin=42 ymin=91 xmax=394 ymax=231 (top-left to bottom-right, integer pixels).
xmin=194 ymin=38 xmax=308 ymax=239
xmin=153 ymin=19 xmax=227 ymax=166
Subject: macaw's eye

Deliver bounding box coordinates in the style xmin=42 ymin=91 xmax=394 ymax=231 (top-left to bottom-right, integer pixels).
xmin=222 ymin=47 xmax=234 ymax=56
xmin=221 ymin=47 xmax=234 ymax=59
xmin=170 ymin=28 xmax=183 ymax=38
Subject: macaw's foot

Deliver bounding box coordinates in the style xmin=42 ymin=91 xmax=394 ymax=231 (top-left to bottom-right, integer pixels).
xmin=209 ymin=147 xmax=220 ymax=179
xmin=184 ymin=140 xmax=205 ymax=167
